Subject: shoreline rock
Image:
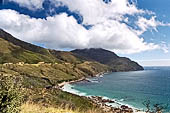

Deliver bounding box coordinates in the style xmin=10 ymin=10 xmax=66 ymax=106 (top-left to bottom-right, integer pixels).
xmin=88 ymin=96 xmax=135 ymax=113
xmin=59 ymin=72 xmax=145 ymax=113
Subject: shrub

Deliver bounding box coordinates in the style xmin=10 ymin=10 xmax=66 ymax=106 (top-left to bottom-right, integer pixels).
xmin=143 ymin=100 xmax=168 ymax=113
xmin=0 ymin=76 xmax=23 ymax=113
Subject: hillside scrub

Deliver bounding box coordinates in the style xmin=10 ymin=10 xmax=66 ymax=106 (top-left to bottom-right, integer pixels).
xmin=0 ymin=76 xmax=23 ymax=113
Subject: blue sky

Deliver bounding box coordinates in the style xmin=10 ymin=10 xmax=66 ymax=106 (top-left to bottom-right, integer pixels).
xmin=125 ymin=0 xmax=170 ymax=65
xmin=0 ymin=0 xmax=170 ymax=66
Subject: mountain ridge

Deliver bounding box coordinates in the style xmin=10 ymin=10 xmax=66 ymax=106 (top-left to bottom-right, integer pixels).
xmin=0 ymin=29 xmax=143 ymax=71
xmin=72 ymin=48 xmax=144 ymax=71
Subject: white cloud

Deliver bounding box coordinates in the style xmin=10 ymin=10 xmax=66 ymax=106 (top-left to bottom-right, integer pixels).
xmin=0 ymin=9 xmax=160 ymax=54
xmin=8 ymin=0 xmax=44 ymax=10
xmin=136 ymin=16 xmax=170 ymax=35
xmin=1 ymin=0 xmax=167 ymax=54
xmin=87 ymin=19 xmax=159 ymax=54
xmin=0 ymin=9 xmax=89 ymax=49
xmin=160 ymin=42 xmax=169 ymax=53
xmin=52 ymin=0 xmax=144 ymax=25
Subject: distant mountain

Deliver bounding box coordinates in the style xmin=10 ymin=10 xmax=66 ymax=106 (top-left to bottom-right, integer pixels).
xmin=0 ymin=29 xmax=143 ymax=72
xmin=72 ymin=48 xmax=144 ymax=71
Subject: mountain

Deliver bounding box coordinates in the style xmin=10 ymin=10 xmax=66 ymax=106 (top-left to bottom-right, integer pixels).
xmin=0 ymin=29 xmax=59 ymax=63
xmin=0 ymin=29 xmax=110 ymax=111
xmin=0 ymin=29 xmax=83 ymax=64
xmin=0 ymin=29 xmax=143 ymax=112
xmin=72 ymin=48 xmax=144 ymax=71
xmin=0 ymin=29 xmax=143 ymax=72
xmin=0 ymin=29 xmax=110 ymax=76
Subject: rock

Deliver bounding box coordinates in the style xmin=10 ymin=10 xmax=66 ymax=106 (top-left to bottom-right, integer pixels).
xmin=121 ymin=105 xmax=129 ymax=109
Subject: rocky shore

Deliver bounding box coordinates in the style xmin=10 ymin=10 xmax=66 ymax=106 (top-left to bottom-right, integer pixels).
xmin=86 ymin=96 xmax=144 ymax=113
xmin=59 ymin=73 xmax=145 ymax=113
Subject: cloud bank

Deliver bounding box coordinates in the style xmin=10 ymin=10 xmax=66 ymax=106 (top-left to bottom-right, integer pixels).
xmin=1 ymin=0 xmax=169 ymax=54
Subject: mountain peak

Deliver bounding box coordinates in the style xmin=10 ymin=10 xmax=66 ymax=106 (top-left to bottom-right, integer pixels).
xmin=72 ymin=48 xmax=118 ymax=64
xmin=72 ymin=48 xmax=144 ymax=71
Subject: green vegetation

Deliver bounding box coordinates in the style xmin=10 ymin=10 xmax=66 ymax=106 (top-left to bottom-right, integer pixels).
xmin=24 ymin=88 xmax=97 ymax=111
xmin=0 ymin=76 xmax=23 ymax=113
xmin=0 ymin=62 xmax=108 ymax=112
xmin=0 ymin=30 xmax=110 ymax=112
xmin=0 ymin=29 xmax=144 ymax=113
xmin=0 ymin=62 xmax=109 ymax=87
xmin=20 ymin=102 xmax=102 ymax=113
xmin=0 ymin=38 xmax=59 ymax=64
xmin=143 ymin=100 xmax=168 ymax=113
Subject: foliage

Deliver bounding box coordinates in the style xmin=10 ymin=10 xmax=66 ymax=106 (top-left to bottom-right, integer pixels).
xmin=0 ymin=62 xmax=107 ymax=112
xmin=20 ymin=102 xmax=102 ymax=113
xmin=0 ymin=76 xmax=23 ymax=113
xmin=143 ymin=100 xmax=168 ymax=113
xmin=24 ymin=88 xmax=98 ymax=111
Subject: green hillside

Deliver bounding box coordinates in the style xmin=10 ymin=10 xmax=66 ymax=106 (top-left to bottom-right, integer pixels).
xmin=0 ymin=29 xmax=143 ymax=113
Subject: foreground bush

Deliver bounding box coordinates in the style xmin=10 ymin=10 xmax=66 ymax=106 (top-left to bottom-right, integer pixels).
xmin=0 ymin=76 xmax=23 ymax=113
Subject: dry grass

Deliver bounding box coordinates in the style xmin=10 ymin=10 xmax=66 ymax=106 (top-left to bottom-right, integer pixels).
xmin=20 ymin=102 xmax=101 ymax=113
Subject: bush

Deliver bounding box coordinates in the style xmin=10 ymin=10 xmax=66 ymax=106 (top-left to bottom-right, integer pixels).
xmin=0 ymin=76 xmax=23 ymax=113
xmin=143 ymin=100 xmax=168 ymax=113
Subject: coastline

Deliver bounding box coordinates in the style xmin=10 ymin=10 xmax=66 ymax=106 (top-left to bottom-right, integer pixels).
xmin=58 ymin=72 xmax=108 ymax=88
xmin=58 ymin=77 xmax=86 ymax=88
xmin=59 ymin=72 xmax=145 ymax=113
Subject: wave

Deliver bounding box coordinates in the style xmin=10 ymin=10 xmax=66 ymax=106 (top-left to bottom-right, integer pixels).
xmin=62 ymin=84 xmax=88 ymax=96
xmin=85 ymin=78 xmax=100 ymax=83
xmin=62 ymin=84 xmax=143 ymax=112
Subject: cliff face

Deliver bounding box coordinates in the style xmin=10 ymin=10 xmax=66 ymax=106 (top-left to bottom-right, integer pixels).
xmin=72 ymin=48 xmax=144 ymax=71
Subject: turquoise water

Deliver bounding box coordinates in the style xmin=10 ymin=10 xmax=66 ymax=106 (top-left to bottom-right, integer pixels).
xmin=71 ymin=67 xmax=170 ymax=112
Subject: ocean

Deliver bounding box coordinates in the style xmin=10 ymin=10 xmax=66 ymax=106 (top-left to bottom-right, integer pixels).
xmin=63 ymin=67 xmax=170 ymax=112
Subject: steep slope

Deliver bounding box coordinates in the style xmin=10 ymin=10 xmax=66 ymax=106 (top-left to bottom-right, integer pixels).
xmin=0 ymin=29 xmax=50 ymax=55
xmin=0 ymin=29 xmax=83 ymax=64
xmin=0 ymin=29 xmax=59 ymax=63
xmin=72 ymin=48 xmax=144 ymax=71
xmin=0 ymin=38 xmax=57 ymax=64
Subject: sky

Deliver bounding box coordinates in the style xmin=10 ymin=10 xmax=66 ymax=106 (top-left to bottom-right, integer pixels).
xmin=0 ymin=0 xmax=170 ymax=66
